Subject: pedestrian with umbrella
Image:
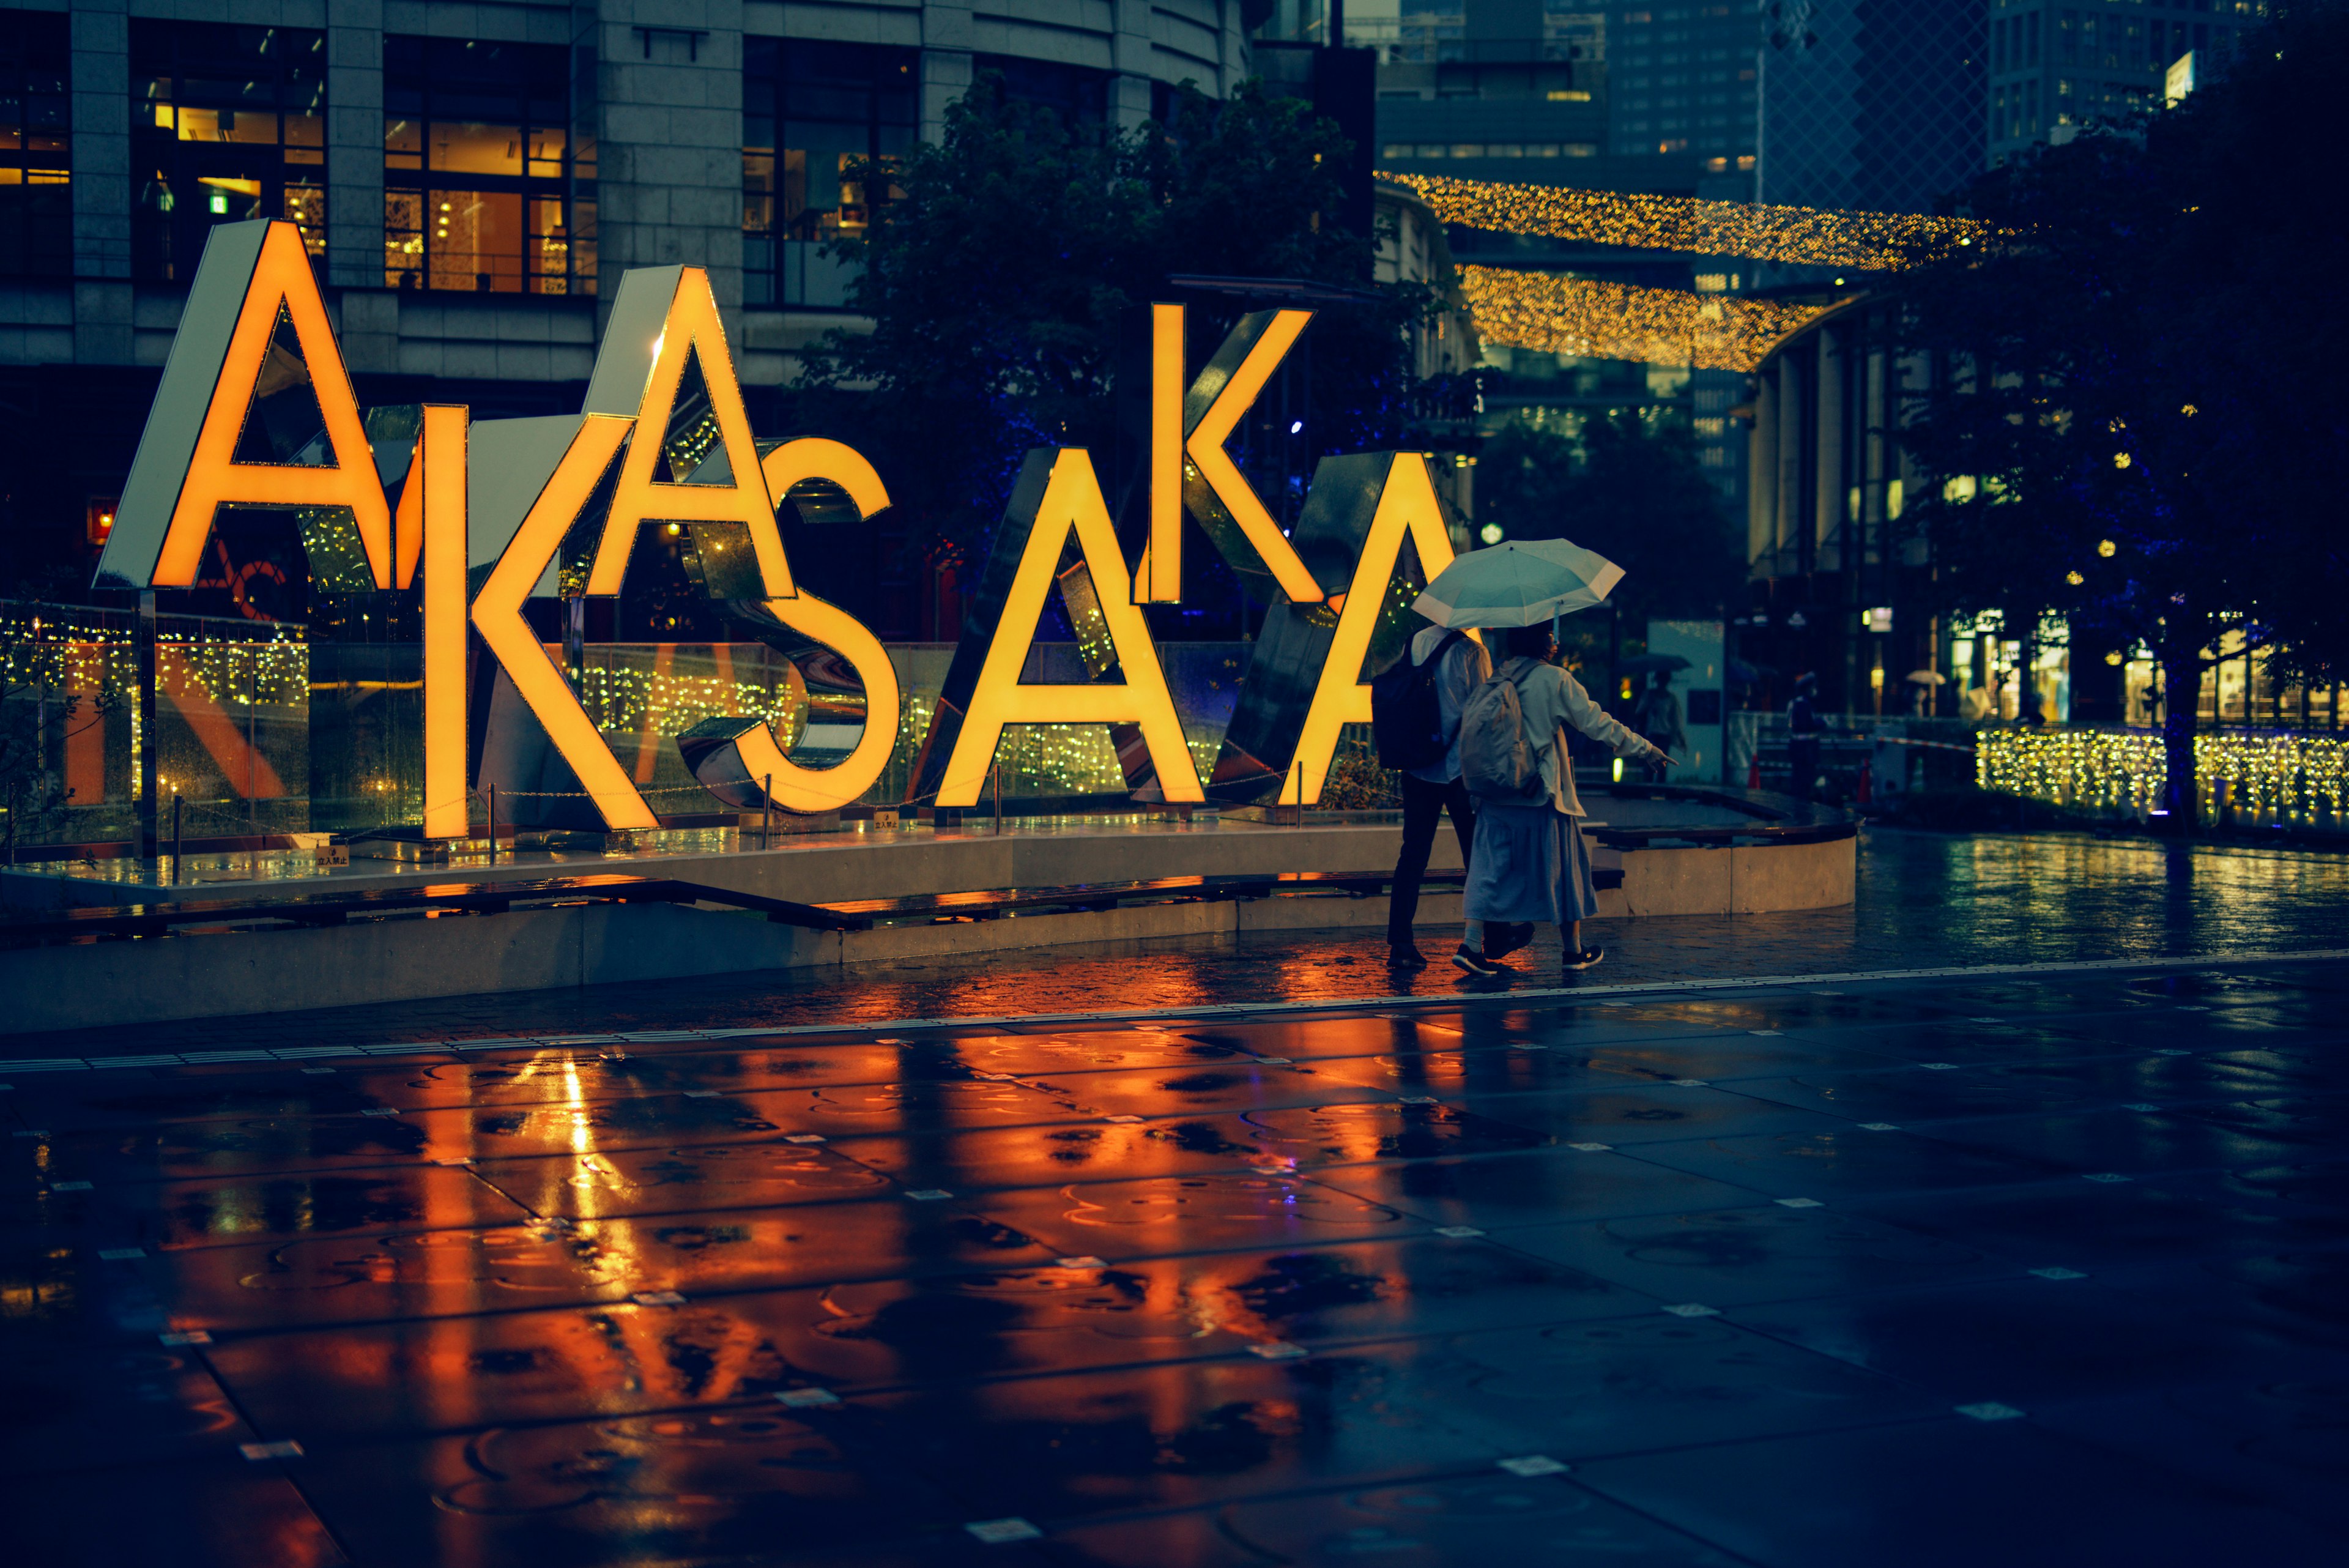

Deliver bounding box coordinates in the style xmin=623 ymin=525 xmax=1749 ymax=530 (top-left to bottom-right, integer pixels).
xmin=1905 ymin=669 xmax=1946 ymax=718
xmin=1415 ymin=540 xmax=1672 ymax=976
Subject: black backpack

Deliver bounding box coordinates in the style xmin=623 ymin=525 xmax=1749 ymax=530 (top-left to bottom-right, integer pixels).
xmin=1371 ymin=630 xmax=1467 ymax=770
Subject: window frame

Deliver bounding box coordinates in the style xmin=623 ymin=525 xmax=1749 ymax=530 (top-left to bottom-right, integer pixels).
xmin=0 ymin=7 xmax=72 ymax=278
xmin=381 ymin=34 xmax=587 ymax=297
xmin=129 ymin=19 xmax=327 ymax=284
xmin=741 ymin=38 xmax=920 ymax=311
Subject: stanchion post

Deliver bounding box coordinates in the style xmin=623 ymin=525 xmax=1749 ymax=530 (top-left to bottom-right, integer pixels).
xmin=762 ymin=775 xmax=773 ymax=850
xmin=171 ymin=792 xmax=182 ymax=885
xmin=993 ymin=764 xmax=1003 ymax=834
xmin=488 ymin=785 xmax=497 ymax=866
xmin=247 ymin=646 xmax=258 ymax=827
xmin=137 ymin=590 xmax=158 ymax=863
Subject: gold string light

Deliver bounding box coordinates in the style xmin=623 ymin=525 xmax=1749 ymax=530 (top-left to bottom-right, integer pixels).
xmin=1460 ymin=266 xmax=1830 ymax=373
xmin=1384 ymin=171 xmax=1992 ymax=269
xmin=1 ymin=606 xmax=308 ymax=705
xmin=1978 ymin=729 xmax=2349 ymax=827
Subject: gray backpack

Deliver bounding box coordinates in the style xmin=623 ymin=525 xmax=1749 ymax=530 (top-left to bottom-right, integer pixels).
xmin=1460 ymin=658 xmax=1546 ymax=801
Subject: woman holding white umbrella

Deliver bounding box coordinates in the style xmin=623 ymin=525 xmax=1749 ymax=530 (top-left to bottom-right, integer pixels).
xmin=1416 ymin=538 xmax=1672 ymax=975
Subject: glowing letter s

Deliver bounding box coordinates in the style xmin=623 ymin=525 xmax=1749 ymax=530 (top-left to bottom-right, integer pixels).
xmin=701 ymin=439 xmax=904 ymax=813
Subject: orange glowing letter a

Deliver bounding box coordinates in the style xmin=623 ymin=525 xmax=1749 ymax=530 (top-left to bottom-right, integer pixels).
xmin=935 ymin=450 xmax=1202 ymax=809
xmin=579 ymin=266 xmax=786 ymax=599
xmin=96 ymin=220 xmax=392 ymax=592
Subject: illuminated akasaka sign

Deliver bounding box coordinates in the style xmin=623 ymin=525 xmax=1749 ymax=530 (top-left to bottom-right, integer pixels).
xmin=103 ymin=220 xmax=1468 ymax=833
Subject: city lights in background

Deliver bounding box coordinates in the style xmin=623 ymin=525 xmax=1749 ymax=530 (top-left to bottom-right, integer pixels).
xmin=1382 ymin=172 xmax=1994 ymax=270
xmin=1460 ymin=267 xmax=1830 ymax=373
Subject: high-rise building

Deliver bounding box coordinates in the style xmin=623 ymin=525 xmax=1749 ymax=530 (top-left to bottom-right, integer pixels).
xmin=1359 ymin=0 xmax=1624 ymax=191
xmin=1985 ymin=1 xmax=2269 ymax=166
xmin=1605 ymin=2 xmax=1762 ymax=200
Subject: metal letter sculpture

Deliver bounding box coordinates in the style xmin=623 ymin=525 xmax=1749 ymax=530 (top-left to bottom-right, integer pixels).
xmin=103 ymin=227 xmax=1466 ymax=834
xmin=910 ymin=449 xmax=1203 ymax=809
xmin=469 ymin=416 xmax=648 ymax=828
xmin=1214 ymin=452 xmax=1464 ymax=804
xmin=674 ymin=439 xmax=904 ymax=813
xmin=1177 ymin=308 xmax=1322 ymax=605
xmin=97 ymin=220 xmax=393 ymax=592
xmin=416 ymin=404 xmax=470 ymax=840
xmin=582 ymin=266 xmax=791 ymax=599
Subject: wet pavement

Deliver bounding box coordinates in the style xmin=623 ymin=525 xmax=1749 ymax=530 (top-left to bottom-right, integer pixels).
xmin=12 ymin=828 xmax=2349 ymax=1064
xmin=4 ymin=943 xmax=2348 ymax=1564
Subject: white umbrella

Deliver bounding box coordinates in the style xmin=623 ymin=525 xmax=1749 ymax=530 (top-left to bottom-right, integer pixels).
xmin=1412 ymin=538 xmax=1625 ymax=628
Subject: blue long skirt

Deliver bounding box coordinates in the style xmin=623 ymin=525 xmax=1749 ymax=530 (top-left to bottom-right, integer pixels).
xmin=1463 ymin=803 xmax=1599 ymax=924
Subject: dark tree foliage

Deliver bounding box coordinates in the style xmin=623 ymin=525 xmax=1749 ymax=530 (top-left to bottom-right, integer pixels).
xmin=798 ymin=78 xmax=1435 ymax=580
xmin=1476 ymin=414 xmax=1741 ymax=626
xmin=1894 ymin=3 xmax=2349 ymax=827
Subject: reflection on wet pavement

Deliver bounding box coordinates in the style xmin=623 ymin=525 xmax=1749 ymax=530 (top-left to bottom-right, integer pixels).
xmin=6 ymin=949 xmax=2349 ymax=1564
xmin=19 ymin=830 xmax=2349 ymax=1064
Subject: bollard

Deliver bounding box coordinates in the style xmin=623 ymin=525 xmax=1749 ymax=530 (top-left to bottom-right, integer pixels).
xmin=171 ymin=792 xmax=183 ymax=885
xmin=763 ymin=774 xmax=773 ymax=850
xmin=993 ymin=764 xmax=1003 ymax=835
xmin=488 ymin=786 xmax=497 ymax=866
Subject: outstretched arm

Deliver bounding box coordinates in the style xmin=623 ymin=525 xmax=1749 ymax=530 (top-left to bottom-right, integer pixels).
xmin=1559 ymin=668 xmax=1671 ymax=763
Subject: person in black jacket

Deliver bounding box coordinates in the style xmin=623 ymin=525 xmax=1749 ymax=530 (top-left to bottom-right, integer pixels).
xmin=1787 ymin=672 xmax=1824 ymax=802
xmin=1388 ymin=624 xmax=1493 ymax=969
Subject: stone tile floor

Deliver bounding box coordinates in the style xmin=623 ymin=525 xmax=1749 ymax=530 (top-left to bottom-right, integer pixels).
xmin=4 ymin=936 xmax=2347 ymax=1564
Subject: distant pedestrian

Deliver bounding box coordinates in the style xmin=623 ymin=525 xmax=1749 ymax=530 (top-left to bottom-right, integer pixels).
xmin=1631 ymin=671 xmax=1685 ymax=783
xmin=1787 ymin=671 xmax=1824 ymax=801
xmin=1381 ymin=623 xmax=1493 ymax=969
xmin=1454 ymin=624 xmax=1670 ymax=976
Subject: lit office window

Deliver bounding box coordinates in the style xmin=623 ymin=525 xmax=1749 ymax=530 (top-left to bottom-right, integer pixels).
xmin=131 ymin=21 xmax=324 ymax=283
xmin=742 ymin=40 xmax=918 ymax=310
xmin=0 ymin=9 xmax=70 ymax=277
xmin=383 ymin=37 xmax=588 ymax=294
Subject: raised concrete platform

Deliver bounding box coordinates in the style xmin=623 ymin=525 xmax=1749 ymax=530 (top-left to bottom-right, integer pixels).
xmin=0 ymin=794 xmax=1853 ymax=1034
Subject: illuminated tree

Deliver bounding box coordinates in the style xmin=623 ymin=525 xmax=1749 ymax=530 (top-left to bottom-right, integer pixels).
xmin=1893 ymin=4 xmax=2349 ymax=831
